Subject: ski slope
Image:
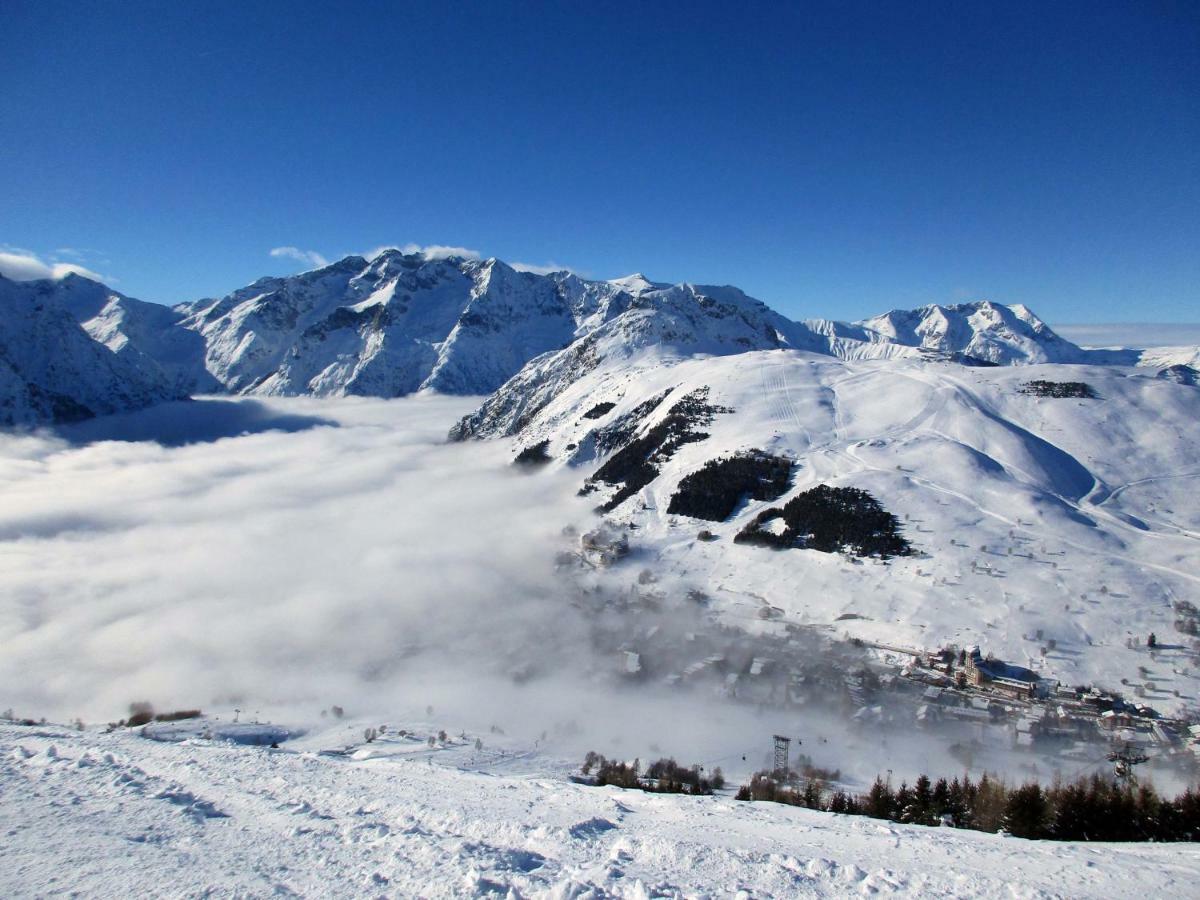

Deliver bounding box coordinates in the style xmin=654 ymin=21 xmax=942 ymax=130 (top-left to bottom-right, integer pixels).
xmin=4 ymin=720 xmax=1197 ymax=899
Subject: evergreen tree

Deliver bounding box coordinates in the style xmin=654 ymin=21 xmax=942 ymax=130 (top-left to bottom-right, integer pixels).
xmin=802 ymin=780 xmax=823 ymax=810
xmin=1002 ymin=784 xmax=1048 ymax=839
xmin=895 ymin=782 xmax=915 ymax=823
xmin=912 ymin=774 xmax=934 ymax=825
xmin=931 ymin=777 xmax=951 ymax=825
xmin=1049 ymin=780 xmax=1091 ymax=841
xmin=971 ymin=774 xmax=1008 ymax=833
xmin=864 ymin=776 xmax=895 ymax=820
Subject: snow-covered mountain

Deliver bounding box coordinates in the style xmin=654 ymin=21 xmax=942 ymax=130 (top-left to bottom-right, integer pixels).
xmin=850 ymin=301 xmax=1090 ymax=364
xmin=54 ymin=274 xmax=218 ymax=395
xmin=454 ymin=344 xmax=1200 ymax=712
xmin=174 ymin=251 xmax=896 ymax=400
xmin=0 ymin=275 xmax=186 ymax=426
xmin=168 ymin=257 xmax=1200 ymax=395
xmin=176 ymin=251 xmax=640 ymax=397
xmin=2 ymin=249 xmax=1196 ymax=427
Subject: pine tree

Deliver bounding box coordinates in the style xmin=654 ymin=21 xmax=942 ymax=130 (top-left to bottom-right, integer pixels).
xmin=912 ymin=774 xmax=934 ymax=825
xmin=895 ymin=782 xmax=915 ymax=823
xmin=971 ymin=774 xmax=1008 ymax=833
xmin=864 ymin=776 xmax=895 ymax=820
xmin=931 ymin=777 xmax=951 ymax=825
xmin=802 ymin=780 xmax=823 ymax=810
xmin=1002 ymin=784 xmax=1048 ymax=839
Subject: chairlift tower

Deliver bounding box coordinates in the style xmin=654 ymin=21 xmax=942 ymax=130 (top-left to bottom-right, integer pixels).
xmin=773 ymin=734 xmax=791 ymax=776
xmin=1107 ymin=743 xmax=1149 ymax=787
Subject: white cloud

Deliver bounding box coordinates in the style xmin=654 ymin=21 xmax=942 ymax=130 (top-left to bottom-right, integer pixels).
xmin=367 ymin=244 xmax=482 ymax=262
xmin=0 ymin=249 xmax=105 ymax=283
xmin=510 ymin=261 xmax=574 ymax=276
xmin=269 ymin=246 xmax=329 ymax=268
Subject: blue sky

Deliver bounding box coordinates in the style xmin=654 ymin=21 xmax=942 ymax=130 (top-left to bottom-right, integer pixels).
xmin=2 ymin=1 xmax=1197 ymax=323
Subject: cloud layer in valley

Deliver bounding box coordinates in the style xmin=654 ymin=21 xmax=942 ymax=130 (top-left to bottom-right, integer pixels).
xmin=0 ymin=395 xmax=1062 ymax=784
xmin=0 ymin=396 xmax=595 ymax=725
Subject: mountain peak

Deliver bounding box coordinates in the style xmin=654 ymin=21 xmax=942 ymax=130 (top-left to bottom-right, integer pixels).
xmin=857 ymin=300 xmax=1081 ymax=364
xmin=607 ymin=273 xmax=657 ymax=294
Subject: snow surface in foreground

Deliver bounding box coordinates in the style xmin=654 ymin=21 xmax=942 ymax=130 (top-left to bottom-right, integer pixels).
xmin=3 ymin=721 xmax=1197 ymax=899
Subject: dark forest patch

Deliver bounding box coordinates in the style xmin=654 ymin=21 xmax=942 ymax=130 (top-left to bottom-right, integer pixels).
xmin=735 ymin=484 xmax=911 ymax=558
xmin=582 ymin=401 xmax=617 ymax=420
xmin=513 ymin=440 xmax=552 ymax=467
xmin=1019 ymin=380 xmax=1097 ymax=399
xmin=667 ymin=451 xmax=794 ymax=521
xmin=593 ymin=389 xmax=674 ymax=456
xmin=585 ymin=387 xmax=733 ymax=512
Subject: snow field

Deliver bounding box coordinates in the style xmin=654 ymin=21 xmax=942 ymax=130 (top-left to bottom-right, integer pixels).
xmin=4 ymin=721 xmax=1198 ymax=898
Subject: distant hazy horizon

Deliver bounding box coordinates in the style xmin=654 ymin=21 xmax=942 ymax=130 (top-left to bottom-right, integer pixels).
xmin=1050 ymin=322 xmax=1200 ymax=348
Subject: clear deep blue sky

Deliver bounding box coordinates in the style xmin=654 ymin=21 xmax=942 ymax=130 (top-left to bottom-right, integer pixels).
xmin=3 ymin=0 xmax=1197 ymax=322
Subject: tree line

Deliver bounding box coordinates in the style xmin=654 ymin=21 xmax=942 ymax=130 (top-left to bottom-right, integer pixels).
xmin=580 ymin=752 xmax=725 ymax=796
xmin=735 ymin=769 xmax=1200 ymax=842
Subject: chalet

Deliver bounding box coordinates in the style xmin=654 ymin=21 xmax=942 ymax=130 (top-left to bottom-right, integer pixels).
xmin=1099 ymin=709 xmax=1138 ymax=731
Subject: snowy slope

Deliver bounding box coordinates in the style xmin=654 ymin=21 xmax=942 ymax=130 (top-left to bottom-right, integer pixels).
xmin=4 ymin=720 xmax=1197 ymax=899
xmin=853 ymin=302 xmax=1089 ymax=364
xmin=0 ymin=275 xmax=185 ymax=426
xmin=6 ymin=248 xmax=1193 ymax=416
xmin=850 ymin=302 xmax=1200 ymax=371
xmin=54 ymin=273 xmax=218 ymax=394
xmin=174 ymin=251 xmax=870 ymax=400
xmin=456 ymin=348 xmax=1200 ymax=712
xmin=177 ymin=251 xmax=641 ymax=398
xmin=111 ymin=248 xmax=1193 ymax=403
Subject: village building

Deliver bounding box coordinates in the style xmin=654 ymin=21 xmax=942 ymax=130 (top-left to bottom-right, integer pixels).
xmin=962 ymin=646 xmax=1039 ymax=699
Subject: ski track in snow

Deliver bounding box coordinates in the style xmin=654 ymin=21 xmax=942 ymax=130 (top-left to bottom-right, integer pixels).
xmin=3 ymin=723 xmax=1198 ymax=899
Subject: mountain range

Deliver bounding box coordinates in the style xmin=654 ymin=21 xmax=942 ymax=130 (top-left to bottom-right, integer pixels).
xmin=1 ymin=249 xmax=1196 ymax=427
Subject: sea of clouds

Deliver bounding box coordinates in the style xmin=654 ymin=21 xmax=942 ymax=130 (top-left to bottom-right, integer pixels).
xmin=0 ymin=394 xmax=1048 ymax=784
xmin=0 ymin=395 xmax=598 ymax=722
